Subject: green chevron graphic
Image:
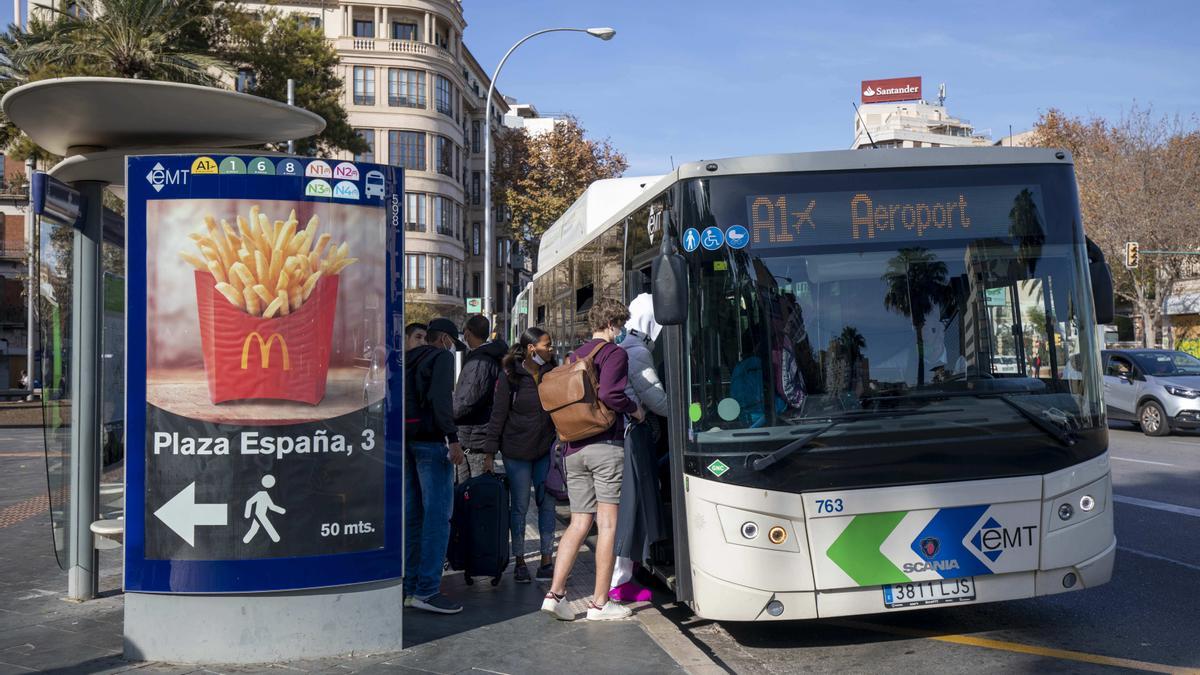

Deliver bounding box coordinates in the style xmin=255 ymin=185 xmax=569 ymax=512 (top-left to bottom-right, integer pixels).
xmin=826 ymin=511 xmax=909 ymax=586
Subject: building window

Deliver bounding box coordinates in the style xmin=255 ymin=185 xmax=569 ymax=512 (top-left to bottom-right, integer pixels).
xmin=353 ymin=19 xmax=374 ymax=38
xmin=405 ymin=254 xmax=425 ymax=290
xmin=387 ymin=68 xmax=425 ymax=108
xmin=435 ymin=256 xmax=454 ymax=295
xmin=435 ymin=135 xmax=453 ymax=176
xmin=471 ymin=172 xmax=481 ymax=205
xmin=471 ymin=120 xmax=481 ymax=154
xmin=352 ymin=66 xmax=374 ymax=105
xmin=472 ymin=223 xmax=481 ymax=256
xmin=435 ymin=75 xmax=453 ymax=117
xmin=405 ymin=193 xmax=426 ymax=232
xmin=354 ymin=128 xmax=374 ymax=163
xmin=392 ymin=21 xmax=417 ymax=41
xmin=433 ymin=196 xmax=454 ymax=237
xmin=389 ymin=131 xmax=425 ymax=170
xmin=472 ymin=273 xmax=481 ymax=297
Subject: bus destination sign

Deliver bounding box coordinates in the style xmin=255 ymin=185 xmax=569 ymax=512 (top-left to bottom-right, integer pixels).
xmin=744 ymin=185 xmax=1043 ymax=249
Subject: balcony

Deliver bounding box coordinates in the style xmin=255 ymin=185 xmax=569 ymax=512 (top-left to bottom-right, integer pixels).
xmin=334 ymin=37 xmax=456 ymax=65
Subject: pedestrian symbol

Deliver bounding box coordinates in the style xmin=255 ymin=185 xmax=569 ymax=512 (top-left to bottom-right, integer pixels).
xmin=701 ymin=226 xmax=725 ymax=251
xmin=243 ymin=474 xmax=287 ymax=544
xmin=683 ymin=228 xmax=700 ymax=252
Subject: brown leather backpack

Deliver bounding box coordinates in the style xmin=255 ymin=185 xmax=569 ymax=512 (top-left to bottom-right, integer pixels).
xmin=538 ymin=341 xmax=617 ymax=442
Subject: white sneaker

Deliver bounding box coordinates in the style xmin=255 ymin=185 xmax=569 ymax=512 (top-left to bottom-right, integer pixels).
xmin=587 ymin=600 xmax=633 ymax=621
xmin=541 ymin=592 xmax=574 ymax=621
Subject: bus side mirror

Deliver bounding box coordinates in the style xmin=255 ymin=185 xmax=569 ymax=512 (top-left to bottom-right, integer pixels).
xmin=1086 ymin=238 xmax=1115 ymax=325
xmin=652 ymin=246 xmax=688 ymax=326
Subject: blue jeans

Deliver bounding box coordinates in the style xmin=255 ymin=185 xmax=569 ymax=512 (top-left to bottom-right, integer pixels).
xmin=404 ymin=441 xmax=454 ymax=599
xmin=505 ymin=453 xmax=556 ymax=559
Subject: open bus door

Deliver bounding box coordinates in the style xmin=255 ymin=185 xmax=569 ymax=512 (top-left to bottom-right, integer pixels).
xmin=647 ymin=207 xmax=694 ymax=602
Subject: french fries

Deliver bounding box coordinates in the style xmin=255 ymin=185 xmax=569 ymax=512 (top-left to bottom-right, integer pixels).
xmin=179 ymin=206 xmax=357 ymax=317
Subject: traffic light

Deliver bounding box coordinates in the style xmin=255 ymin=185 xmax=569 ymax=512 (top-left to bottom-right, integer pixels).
xmin=1125 ymin=241 xmax=1139 ymax=269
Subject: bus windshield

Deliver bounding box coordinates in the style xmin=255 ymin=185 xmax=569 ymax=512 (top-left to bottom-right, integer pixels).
xmin=680 ymin=163 xmax=1105 ymax=491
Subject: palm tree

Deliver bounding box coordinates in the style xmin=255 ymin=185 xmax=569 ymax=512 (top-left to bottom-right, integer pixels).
xmin=7 ymin=0 xmax=226 ymax=87
xmin=882 ymin=248 xmax=949 ymax=386
xmin=836 ymin=326 xmax=867 ymax=390
xmin=1009 ymin=188 xmax=1046 ymax=276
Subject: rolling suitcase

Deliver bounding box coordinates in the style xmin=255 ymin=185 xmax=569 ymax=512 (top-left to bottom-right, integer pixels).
xmin=448 ymin=472 xmax=510 ymax=586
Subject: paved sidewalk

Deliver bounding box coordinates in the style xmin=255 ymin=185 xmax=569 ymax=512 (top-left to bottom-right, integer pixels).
xmin=0 ymin=433 xmax=684 ymax=673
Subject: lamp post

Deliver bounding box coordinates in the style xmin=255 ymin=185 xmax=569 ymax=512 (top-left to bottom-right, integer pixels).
xmin=482 ymin=26 xmax=615 ymax=329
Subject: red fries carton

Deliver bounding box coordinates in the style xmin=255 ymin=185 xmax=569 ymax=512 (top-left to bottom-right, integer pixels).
xmin=194 ymin=270 xmax=339 ymax=405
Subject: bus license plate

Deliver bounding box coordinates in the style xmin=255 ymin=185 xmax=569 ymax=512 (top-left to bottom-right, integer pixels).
xmin=883 ymin=578 xmax=976 ymax=608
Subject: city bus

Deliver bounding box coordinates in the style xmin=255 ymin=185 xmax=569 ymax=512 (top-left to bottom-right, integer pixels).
xmin=519 ymin=148 xmax=1117 ymax=620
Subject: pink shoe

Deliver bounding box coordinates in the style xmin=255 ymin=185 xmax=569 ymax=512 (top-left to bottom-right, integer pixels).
xmin=609 ymin=581 xmax=652 ymax=603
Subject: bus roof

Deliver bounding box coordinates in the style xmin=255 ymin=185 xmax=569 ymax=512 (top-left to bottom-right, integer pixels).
xmin=534 ymin=147 xmax=1072 ymax=281
xmin=536 ymin=175 xmax=665 ymax=274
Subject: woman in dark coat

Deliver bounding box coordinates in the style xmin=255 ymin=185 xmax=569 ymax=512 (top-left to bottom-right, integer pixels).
xmin=484 ymin=327 xmax=558 ymax=583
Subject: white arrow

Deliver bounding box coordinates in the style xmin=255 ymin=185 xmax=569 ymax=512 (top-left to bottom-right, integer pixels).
xmin=154 ymin=482 xmax=228 ymax=547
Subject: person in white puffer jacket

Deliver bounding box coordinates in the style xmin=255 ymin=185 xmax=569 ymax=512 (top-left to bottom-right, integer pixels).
xmin=611 ymin=293 xmax=668 ymax=600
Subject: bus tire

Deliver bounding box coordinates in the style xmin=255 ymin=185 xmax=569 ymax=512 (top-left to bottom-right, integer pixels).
xmin=1138 ymin=401 xmax=1169 ymax=437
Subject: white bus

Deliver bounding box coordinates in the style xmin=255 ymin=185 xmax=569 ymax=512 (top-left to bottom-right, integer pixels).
xmin=520 ymin=149 xmax=1117 ymax=620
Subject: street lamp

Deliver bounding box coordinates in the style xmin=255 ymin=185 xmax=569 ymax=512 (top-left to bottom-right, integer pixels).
xmin=482 ymin=26 xmax=616 ymax=329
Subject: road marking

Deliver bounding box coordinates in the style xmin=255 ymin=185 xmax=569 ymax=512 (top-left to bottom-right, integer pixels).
xmin=1112 ymin=456 xmax=1177 ymax=467
xmin=1114 ymin=494 xmax=1200 ymax=519
xmin=832 ymin=619 xmax=1200 ymax=674
xmin=1119 ymin=545 xmax=1200 ymax=573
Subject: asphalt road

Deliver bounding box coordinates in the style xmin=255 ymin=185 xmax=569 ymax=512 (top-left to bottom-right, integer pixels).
xmin=662 ymin=423 xmax=1200 ymax=674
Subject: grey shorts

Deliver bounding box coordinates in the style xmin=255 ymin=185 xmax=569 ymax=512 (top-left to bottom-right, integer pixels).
xmin=564 ymin=442 xmax=623 ymax=514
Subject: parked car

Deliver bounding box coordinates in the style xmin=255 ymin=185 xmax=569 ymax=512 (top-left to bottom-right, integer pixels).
xmin=993 ymin=354 xmax=1019 ymax=374
xmin=1101 ymin=349 xmax=1200 ymax=436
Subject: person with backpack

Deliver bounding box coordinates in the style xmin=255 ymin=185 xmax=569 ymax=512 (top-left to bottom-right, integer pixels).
xmin=540 ymin=298 xmax=644 ymax=621
xmin=484 ymin=327 xmax=558 ymax=584
xmin=452 ymin=315 xmax=508 ymax=482
xmin=404 ymin=317 xmax=466 ymax=614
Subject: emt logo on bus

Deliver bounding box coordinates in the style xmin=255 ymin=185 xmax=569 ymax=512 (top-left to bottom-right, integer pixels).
xmin=241 ymin=332 xmax=291 ymax=370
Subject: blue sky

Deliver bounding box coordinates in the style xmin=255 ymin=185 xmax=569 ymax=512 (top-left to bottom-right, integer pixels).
xmin=5 ymin=1 xmax=1197 ymax=176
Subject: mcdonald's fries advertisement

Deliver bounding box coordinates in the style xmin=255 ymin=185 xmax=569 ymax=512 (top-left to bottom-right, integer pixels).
xmin=125 ymin=155 xmax=405 ymax=594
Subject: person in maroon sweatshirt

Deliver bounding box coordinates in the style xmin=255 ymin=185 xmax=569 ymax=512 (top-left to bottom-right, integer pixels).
xmin=542 ymin=298 xmax=645 ymax=622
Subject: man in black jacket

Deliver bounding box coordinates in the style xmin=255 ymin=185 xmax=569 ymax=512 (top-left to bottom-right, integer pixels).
xmin=452 ymin=315 xmax=508 ymax=482
xmin=404 ymin=318 xmax=465 ymax=614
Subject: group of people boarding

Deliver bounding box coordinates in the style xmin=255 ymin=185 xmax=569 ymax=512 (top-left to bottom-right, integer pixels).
xmin=402 ymin=295 xmax=668 ymax=621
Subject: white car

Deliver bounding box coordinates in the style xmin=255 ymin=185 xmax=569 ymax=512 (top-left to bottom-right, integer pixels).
xmin=993 ymin=355 xmax=1019 ymax=374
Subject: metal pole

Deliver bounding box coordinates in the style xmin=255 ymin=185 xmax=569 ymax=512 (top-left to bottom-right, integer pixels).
xmin=287 ymin=79 xmax=296 ymax=155
xmin=483 ymin=27 xmax=609 ymax=325
xmin=68 ymin=180 xmax=104 ymax=601
xmin=24 ymin=158 xmax=35 ymax=395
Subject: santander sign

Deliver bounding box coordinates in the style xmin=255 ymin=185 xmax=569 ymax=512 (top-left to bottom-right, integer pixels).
xmin=862 ymin=76 xmax=922 ymax=103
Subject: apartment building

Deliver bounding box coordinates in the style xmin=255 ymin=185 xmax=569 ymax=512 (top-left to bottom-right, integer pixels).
xmin=237 ymin=0 xmax=515 ymax=328
xmin=852 ymin=79 xmax=991 ymax=149
xmin=0 ymin=158 xmax=30 ymax=389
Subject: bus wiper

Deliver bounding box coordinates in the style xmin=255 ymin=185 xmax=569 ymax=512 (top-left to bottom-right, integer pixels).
xmin=989 ymin=394 xmax=1076 ymax=447
xmin=749 ymin=408 xmax=950 ymax=472
xmin=750 ymin=421 xmax=838 ymax=472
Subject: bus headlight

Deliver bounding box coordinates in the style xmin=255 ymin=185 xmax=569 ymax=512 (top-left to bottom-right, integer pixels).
xmin=741 ymin=522 xmax=759 ymax=540
xmin=1079 ymin=495 xmax=1095 ymax=512
xmin=1058 ymin=503 xmax=1073 ymax=521
xmin=768 ymin=526 xmax=788 ymax=545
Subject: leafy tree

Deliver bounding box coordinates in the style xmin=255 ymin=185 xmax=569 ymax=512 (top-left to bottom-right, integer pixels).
xmin=214 ymin=11 xmax=367 ymax=156
xmin=1032 ymin=105 xmax=1200 ymax=347
xmin=404 ymin=290 xmax=463 ymax=327
xmin=836 ymin=325 xmax=867 ymax=390
xmin=493 ymin=116 xmax=628 ymax=253
xmin=882 ymin=247 xmax=949 ymax=386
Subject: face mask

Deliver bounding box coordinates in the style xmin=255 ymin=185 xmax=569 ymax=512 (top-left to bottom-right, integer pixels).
xmin=531 ymin=354 xmax=546 ymax=366
xmin=615 ymin=328 xmax=627 ymax=344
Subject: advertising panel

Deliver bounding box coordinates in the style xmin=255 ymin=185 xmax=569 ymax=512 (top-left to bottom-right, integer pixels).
xmin=861 ymin=76 xmax=922 ymax=104
xmin=124 ymin=154 xmax=403 ymax=593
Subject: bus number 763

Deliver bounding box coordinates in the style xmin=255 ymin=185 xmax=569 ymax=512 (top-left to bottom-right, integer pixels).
xmin=815 ymin=498 xmax=844 ymax=514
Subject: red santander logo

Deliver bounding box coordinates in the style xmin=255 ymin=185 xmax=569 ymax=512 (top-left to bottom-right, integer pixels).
xmin=862 ymin=76 xmax=922 ymax=103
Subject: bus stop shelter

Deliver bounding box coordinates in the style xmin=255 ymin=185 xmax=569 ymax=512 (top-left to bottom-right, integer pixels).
xmin=2 ymin=77 xmax=406 ymax=663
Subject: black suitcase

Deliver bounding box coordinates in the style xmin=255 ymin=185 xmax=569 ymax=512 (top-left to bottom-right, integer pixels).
xmin=448 ymin=472 xmax=510 ymax=586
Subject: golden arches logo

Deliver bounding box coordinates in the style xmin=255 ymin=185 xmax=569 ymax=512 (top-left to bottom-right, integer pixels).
xmin=241 ymin=332 xmax=291 ymax=370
